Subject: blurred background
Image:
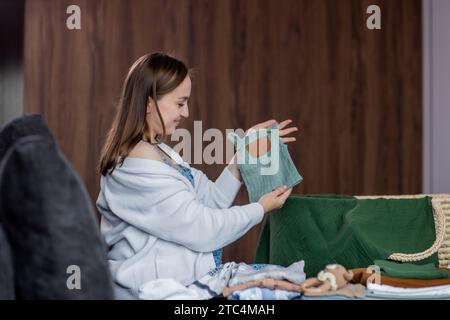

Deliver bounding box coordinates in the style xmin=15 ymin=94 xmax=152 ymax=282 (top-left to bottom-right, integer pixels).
xmin=1 ymin=0 xmax=449 ymax=263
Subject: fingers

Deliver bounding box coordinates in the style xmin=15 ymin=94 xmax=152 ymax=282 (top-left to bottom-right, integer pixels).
xmin=279 ymin=188 xmax=293 ymax=202
xmin=278 ymin=120 xmax=299 ymax=144
xmin=260 ymin=186 xmax=293 ymax=213
xmin=250 ymin=119 xmax=300 ymax=134
xmin=278 ymin=119 xmax=293 ymax=129
xmin=273 ymin=188 xmax=292 ymax=210
xmin=279 ymin=126 xmax=299 ymax=136
xmin=254 ymin=119 xmax=299 ymax=132
xmin=273 ymin=185 xmax=292 ymax=199
xmin=252 ymin=119 xmax=277 ymax=130
xmin=281 ymin=137 xmax=296 ymax=144
xmin=272 ymin=185 xmax=288 ymax=196
xmin=275 ymin=187 xmax=292 ymax=210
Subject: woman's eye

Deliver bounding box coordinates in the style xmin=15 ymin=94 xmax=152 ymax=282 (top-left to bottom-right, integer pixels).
xmin=178 ymin=103 xmax=184 ymax=107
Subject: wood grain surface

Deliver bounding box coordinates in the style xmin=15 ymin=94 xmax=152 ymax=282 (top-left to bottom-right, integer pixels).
xmin=24 ymin=0 xmax=422 ymax=263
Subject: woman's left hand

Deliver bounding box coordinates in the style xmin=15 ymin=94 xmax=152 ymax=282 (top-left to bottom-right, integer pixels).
xmin=248 ymin=119 xmax=299 ymax=144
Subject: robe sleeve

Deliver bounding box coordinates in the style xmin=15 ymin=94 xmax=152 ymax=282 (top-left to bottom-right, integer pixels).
xmin=99 ymin=170 xmax=264 ymax=252
xmin=190 ymin=166 xmax=242 ymax=209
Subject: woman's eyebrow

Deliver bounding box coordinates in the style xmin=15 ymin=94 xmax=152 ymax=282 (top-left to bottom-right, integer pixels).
xmin=178 ymin=96 xmax=189 ymax=101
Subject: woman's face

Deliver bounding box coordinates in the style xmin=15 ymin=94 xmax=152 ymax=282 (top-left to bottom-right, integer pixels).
xmin=147 ymin=76 xmax=191 ymax=136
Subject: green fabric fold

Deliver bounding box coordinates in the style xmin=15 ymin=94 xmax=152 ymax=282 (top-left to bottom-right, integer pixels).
xmin=374 ymin=259 xmax=449 ymax=280
xmin=254 ymin=195 xmax=439 ymax=277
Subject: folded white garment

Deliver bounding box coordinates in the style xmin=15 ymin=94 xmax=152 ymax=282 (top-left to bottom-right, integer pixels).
xmin=139 ymin=279 xmax=205 ymax=300
xmin=366 ymin=283 xmax=450 ymax=299
xmin=367 ymin=283 xmax=450 ymax=294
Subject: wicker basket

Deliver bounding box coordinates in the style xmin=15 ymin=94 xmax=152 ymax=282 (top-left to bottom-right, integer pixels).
xmin=355 ymin=194 xmax=450 ymax=268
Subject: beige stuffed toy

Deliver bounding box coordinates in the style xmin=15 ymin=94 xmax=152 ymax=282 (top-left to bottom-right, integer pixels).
xmin=300 ymin=264 xmax=353 ymax=293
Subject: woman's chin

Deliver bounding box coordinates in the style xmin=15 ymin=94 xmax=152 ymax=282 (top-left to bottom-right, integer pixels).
xmin=167 ymin=125 xmax=178 ymax=134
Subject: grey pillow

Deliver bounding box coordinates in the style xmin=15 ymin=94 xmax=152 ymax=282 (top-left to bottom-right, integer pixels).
xmin=0 ymin=225 xmax=14 ymax=299
xmin=0 ymin=114 xmax=113 ymax=299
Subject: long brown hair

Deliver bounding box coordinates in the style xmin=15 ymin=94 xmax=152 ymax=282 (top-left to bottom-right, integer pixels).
xmin=98 ymin=52 xmax=189 ymax=176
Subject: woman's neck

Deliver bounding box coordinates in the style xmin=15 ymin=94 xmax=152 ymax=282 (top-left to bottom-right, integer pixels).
xmin=143 ymin=130 xmax=159 ymax=144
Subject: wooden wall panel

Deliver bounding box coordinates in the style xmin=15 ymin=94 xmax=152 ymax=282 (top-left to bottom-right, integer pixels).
xmin=24 ymin=0 xmax=422 ymax=263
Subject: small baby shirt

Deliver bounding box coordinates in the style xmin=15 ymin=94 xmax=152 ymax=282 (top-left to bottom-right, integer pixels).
xmin=227 ymin=122 xmax=303 ymax=203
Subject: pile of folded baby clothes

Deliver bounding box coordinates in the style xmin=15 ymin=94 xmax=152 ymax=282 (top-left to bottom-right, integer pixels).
xmin=138 ymin=260 xmax=307 ymax=300
xmin=351 ymin=259 xmax=450 ymax=299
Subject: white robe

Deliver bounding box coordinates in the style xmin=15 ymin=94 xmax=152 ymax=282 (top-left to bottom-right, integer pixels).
xmin=96 ymin=142 xmax=264 ymax=298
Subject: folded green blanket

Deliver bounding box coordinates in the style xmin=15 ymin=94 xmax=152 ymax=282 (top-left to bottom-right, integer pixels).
xmin=374 ymin=259 xmax=449 ymax=280
xmin=254 ymin=195 xmax=439 ymax=277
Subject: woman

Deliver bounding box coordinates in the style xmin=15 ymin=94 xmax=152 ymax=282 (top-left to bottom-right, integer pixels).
xmin=96 ymin=52 xmax=297 ymax=299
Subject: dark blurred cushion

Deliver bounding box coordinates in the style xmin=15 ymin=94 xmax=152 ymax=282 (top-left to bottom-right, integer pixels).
xmin=0 ymin=224 xmax=15 ymax=299
xmin=0 ymin=114 xmax=53 ymax=160
xmin=0 ymin=114 xmax=113 ymax=299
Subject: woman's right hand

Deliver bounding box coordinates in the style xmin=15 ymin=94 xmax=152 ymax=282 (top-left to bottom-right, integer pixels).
xmin=258 ymin=186 xmax=293 ymax=214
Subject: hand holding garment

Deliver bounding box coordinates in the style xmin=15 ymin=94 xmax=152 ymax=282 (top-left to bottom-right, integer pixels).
xmin=227 ymin=122 xmax=303 ymax=202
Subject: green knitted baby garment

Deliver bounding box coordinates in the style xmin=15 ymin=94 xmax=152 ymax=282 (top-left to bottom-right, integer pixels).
xmin=227 ymin=122 xmax=303 ymax=203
